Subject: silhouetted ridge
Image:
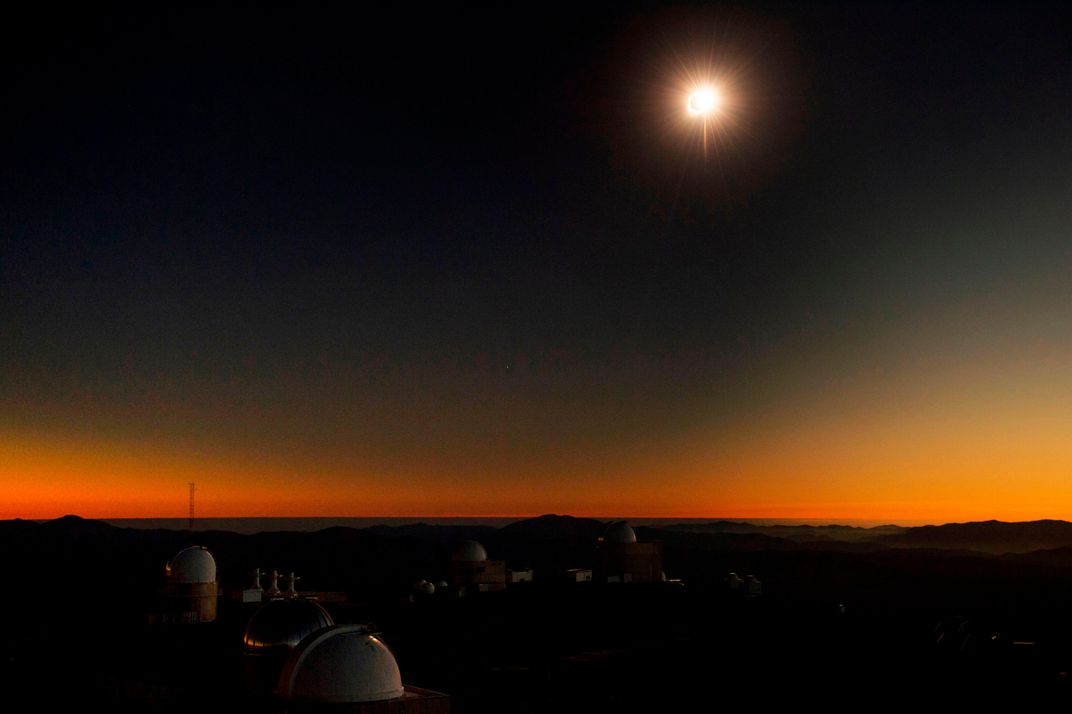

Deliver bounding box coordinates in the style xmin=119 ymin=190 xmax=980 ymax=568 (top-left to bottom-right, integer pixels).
xmin=0 ymin=518 xmax=42 ymax=541
xmin=500 ymin=514 xmax=607 ymax=540
xmin=879 ymin=519 xmax=1072 ymax=554
xmin=42 ymin=514 xmax=122 ymax=535
xmin=363 ymin=523 xmax=498 ymax=543
xmin=660 ymin=521 xmax=906 ymax=542
xmin=1007 ymin=546 xmax=1072 ymax=566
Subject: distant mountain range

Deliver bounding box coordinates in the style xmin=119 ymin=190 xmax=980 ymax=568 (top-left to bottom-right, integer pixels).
xmin=874 ymin=519 xmax=1072 ymax=554
xmin=7 ymin=511 xmax=1072 ymax=649
xmin=659 ymin=518 xmax=1072 ymax=555
xmin=15 ymin=513 xmax=1072 ymax=556
xmin=659 ymin=520 xmax=907 ymax=543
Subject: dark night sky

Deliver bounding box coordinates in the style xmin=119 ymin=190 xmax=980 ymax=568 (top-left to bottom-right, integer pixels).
xmin=3 ymin=3 xmax=1072 ymax=519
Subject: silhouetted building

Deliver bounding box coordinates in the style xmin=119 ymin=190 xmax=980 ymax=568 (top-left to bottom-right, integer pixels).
xmin=596 ymin=522 xmax=663 ymax=584
xmin=449 ymin=540 xmax=506 ymax=593
xmin=567 ymin=568 xmax=593 ymax=583
xmin=507 ymin=568 xmax=533 ymax=584
xmin=158 ymin=545 xmax=219 ymax=624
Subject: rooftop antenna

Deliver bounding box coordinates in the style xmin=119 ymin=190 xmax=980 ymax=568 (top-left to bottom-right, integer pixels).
xmin=188 ymin=482 xmax=195 ymax=530
xmin=266 ymin=569 xmax=282 ymax=597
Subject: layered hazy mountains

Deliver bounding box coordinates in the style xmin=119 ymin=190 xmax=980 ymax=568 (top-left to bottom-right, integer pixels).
xmin=12 ymin=513 xmax=1072 ymax=556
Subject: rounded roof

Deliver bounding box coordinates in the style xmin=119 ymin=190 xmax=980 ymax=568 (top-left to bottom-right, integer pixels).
xmin=452 ymin=539 xmax=488 ymax=562
xmin=603 ymin=521 xmax=637 ymax=545
xmin=167 ymin=546 xmax=217 ymax=583
xmin=278 ymin=625 xmax=404 ymax=703
xmin=243 ymin=599 xmax=335 ymax=652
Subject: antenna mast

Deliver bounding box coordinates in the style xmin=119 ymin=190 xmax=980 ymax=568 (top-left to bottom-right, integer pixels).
xmin=188 ymin=482 xmax=195 ymax=530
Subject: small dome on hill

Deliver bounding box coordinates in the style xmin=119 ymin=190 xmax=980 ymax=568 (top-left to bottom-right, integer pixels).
xmin=603 ymin=521 xmax=637 ymax=544
xmin=452 ymin=539 xmax=488 ymax=562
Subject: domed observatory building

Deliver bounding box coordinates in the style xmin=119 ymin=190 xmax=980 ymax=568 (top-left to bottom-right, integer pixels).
xmin=278 ymin=625 xmax=449 ymax=712
xmin=448 ymin=539 xmax=506 ymax=594
xmin=243 ymin=598 xmax=336 ymax=697
xmin=160 ymin=545 xmax=220 ymax=623
xmin=596 ymin=522 xmax=663 ymax=584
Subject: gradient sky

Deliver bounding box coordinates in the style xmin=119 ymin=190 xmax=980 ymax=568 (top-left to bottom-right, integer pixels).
xmin=3 ymin=3 xmax=1072 ymax=521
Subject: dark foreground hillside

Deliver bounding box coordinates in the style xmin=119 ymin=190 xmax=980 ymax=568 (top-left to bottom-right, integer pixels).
xmin=4 ymin=515 xmax=1072 ymax=710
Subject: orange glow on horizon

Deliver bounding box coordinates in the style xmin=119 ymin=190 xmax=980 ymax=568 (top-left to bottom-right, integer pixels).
xmin=5 ymin=331 xmax=1072 ymax=524
xmin=5 ymin=390 xmax=1072 ymax=524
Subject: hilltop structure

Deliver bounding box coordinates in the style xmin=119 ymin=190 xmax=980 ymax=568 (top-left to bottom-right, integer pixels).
xmin=159 ymin=545 xmax=219 ymax=623
xmin=449 ymin=539 xmax=506 ymax=594
xmin=596 ymin=522 xmax=663 ymax=584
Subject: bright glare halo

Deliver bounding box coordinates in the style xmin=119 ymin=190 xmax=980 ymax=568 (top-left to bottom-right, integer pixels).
xmin=687 ymin=87 xmax=720 ymax=116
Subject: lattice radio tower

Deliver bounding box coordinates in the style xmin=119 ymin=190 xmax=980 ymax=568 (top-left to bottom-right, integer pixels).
xmin=188 ymin=482 xmax=196 ymax=530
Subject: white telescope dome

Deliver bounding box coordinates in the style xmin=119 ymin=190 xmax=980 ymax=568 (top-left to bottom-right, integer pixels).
xmin=243 ymin=599 xmax=335 ymax=651
xmin=278 ymin=625 xmax=404 ymax=703
xmin=166 ymin=546 xmax=217 ymax=583
xmin=452 ymin=539 xmax=488 ymax=562
xmin=603 ymin=521 xmax=637 ymax=544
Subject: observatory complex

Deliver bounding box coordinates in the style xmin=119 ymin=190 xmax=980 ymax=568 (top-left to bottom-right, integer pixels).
xmin=106 ymin=517 xmax=684 ymax=710
xmin=241 ymin=598 xmax=449 ymax=711
xmin=136 ymin=541 xmax=452 ymax=710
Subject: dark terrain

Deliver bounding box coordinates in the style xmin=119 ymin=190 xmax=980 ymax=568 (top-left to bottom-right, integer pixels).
xmin=4 ymin=515 xmax=1072 ymax=709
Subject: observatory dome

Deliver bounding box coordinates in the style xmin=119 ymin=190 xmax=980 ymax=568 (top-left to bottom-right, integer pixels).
xmin=603 ymin=521 xmax=637 ymax=545
xmin=167 ymin=546 xmax=217 ymax=583
xmin=452 ymin=540 xmax=488 ymax=562
xmin=243 ymin=599 xmax=335 ymax=652
xmin=278 ymin=625 xmax=404 ymax=703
